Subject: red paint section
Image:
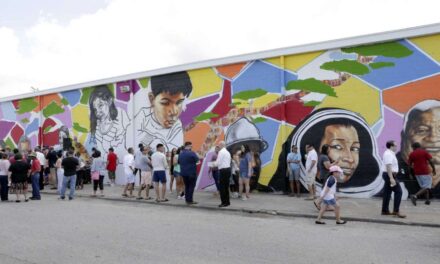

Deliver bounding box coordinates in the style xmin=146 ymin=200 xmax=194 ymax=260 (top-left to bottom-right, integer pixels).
xmin=261 ymin=96 xmax=314 ymax=125
xmin=42 ymin=118 xmax=59 ymax=147
xmin=11 ymin=125 xmax=24 ymax=144
xmin=211 ymin=80 xmax=232 ymax=122
xmin=12 ymin=100 xmax=20 ymax=110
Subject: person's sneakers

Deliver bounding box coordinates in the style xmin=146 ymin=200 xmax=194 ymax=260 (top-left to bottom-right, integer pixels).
xmin=59 ymin=196 xmax=65 ymax=200
xmin=425 ymin=200 xmax=431 ymax=205
xmin=218 ymin=204 xmax=230 ymax=208
xmin=315 ymin=220 xmax=326 ymax=225
xmin=410 ymin=195 xmax=417 ymax=206
xmin=186 ymin=201 xmax=198 ymax=205
xmin=393 ymin=212 xmax=406 ymax=218
xmin=68 ymin=197 xmax=74 ymax=201
xmin=30 ymin=197 xmax=41 ymax=200
xmin=136 ymin=197 xmax=143 ymax=200
xmin=336 ymin=220 xmax=347 ymax=225
xmin=381 ymin=211 xmax=393 ymax=216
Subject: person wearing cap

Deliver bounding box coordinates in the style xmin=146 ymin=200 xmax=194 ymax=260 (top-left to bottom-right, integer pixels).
xmin=315 ymin=165 xmax=347 ymax=225
xmin=29 ymin=152 xmax=41 ymax=200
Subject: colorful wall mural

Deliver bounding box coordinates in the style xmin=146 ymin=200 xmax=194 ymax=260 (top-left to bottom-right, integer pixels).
xmin=1 ymin=33 xmax=439 ymax=198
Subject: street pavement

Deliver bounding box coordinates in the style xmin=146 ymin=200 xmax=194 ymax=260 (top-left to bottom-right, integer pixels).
xmin=1 ymin=195 xmax=439 ymax=264
xmin=36 ymin=184 xmax=440 ymax=227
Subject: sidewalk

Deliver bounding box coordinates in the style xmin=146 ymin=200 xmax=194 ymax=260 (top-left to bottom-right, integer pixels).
xmin=41 ymin=184 xmax=440 ymax=228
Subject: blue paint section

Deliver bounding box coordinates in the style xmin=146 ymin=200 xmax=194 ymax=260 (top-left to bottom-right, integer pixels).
xmin=359 ymin=40 xmax=440 ymax=89
xmin=232 ymin=60 xmax=297 ymax=94
xmin=255 ymin=118 xmax=280 ymax=165
xmin=0 ymin=101 xmax=17 ymax=121
xmin=61 ymin=90 xmax=81 ymax=106
xmin=25 ymin=118 xmax=39 ymax=135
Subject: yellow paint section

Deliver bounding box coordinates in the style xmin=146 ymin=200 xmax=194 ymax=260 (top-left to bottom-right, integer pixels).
xmin=187 ymin=68 xmax=223 ymax=99
xmin=71 ymin=104 xmax=90 ymax=135
xmin=233 ymin=93 xmax=280 ymax=109
xmin=317 ymin=77 xmax=380 ymax=125
xmin=410 ymin=34 xmax=440 ymax=63
xmin=264 ymin=51 xmax=323 ymax=72
xmin=259 ymin=125 xmax=293 ymax=186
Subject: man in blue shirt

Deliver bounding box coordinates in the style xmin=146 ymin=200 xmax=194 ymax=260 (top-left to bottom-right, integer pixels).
xmin=287 ymin=145 xmax=301 ymax=197
xmin=178 ymin=141 xmax=199 ymax=205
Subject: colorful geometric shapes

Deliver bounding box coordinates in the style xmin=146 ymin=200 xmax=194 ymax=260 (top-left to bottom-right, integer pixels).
xmin=383 ymin=74 xmax=440 ymax=114
xmin=265 ymin=51 xmax=324 ymax=72
xmin=42 ymin=101 xmax=65 ymax=118
xmin=261 ymin=96 xmax=314 ymax=126
xmin=184 ymin=122 xmax=211 ymax=152
xmin=188 ymin=68 xmax=223 ymax=100
xmin=216 ymin=63 xmax=247 ymax=80
xmin=357 ymin=40 xmax=440 ymax=89
xmin=410 ymin=33 xmax=440 ymax=63
xmin=232 ymin=60 xmax=297 ymax=94
xmin=138 ymin=78 xmax=150 ymax=89
xmin=342 ymin=41 xmax=414 ymax=58
xmin=255 ymin=118 xmax=280 ymax=166
xmin=25 ymin=118 xmax=40 ymax=135
xmin=41 ymin=118 xmax=58 ymax=147
xmin=40 ymin=94 xmax=62 ymax=110
xmin=259 ymin=124 xmax=293 ymax=186
xmin=316 ymin=77 xmax=381 ymax=125
xmin=1 ymin=101 xmax=17 ymax=121
xmin=71 ymin=104 xmax=90 ymax=134
xmin=286 ymin=78 xmax=336 ymax=96
xmin=116 ymin=81 xmax=131 ymax=102
xmin=197 ymin=151 xmax=216 ymax=190
xmin=61 ymin=90 xmax=81 ymax=106
xmin=233 ymin=93 xmax=280 ymax=109
xmin=0 ymin=120 xmax=15 ymax=139
xmin=16 ymin=97 xmax=39 ymax=114
xmin=114 ymin=101 xmax=128 ymax=112
xmin=211 ymin=80 xmax=232 ymax=122
xmin=5 ymin=137 xmax=15 ymax=149
xmin=297 ymin=50 xmax=340 ymax=80
xmin=377 ymin=107 xmax=404 ymax=155
xmin=53 ymin=107 xmax=72 ymax=128
xmin=11 ymin=125 xmax=24 ymax=144
xmin=180 ymin=94 xmax=219 ymax=127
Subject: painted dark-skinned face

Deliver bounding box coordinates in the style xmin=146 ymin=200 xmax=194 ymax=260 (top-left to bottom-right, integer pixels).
xmin=320 ymin=124 xmax=360 ymax=181
xmin=149 ymin=92 xmax=185 ymax=129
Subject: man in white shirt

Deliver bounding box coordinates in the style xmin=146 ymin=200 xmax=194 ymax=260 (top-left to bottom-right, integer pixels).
xmin=305 ymin=144 xmax=318 ymax=200
xmin=122 ymin=147 xmax=135 ymax=197
xmin=215 ymin=141 xmax=232 ymax=207
xmin=381 ymin=140 xmax=406 ymax=218
xmin=151 ymin=143 xmax=169 ymax=202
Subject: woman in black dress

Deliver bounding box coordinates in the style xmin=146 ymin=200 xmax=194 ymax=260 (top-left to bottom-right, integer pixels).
xmin=8 ymin=154 xmax=31 ymax=202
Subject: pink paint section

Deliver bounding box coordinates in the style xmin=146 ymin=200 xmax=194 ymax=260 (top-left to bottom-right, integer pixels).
xmin=377 ymin=107 xmax=404 ymax=155
xmin=0 ymin=121 xmax=15 ymax=139
xmin=54 ymin=108 xmax=72 ymax=128
xmin=29 ymin=134 xmax=37 ymax=149
xmin=114 ymin=101 xmax=128 ymax=112
xmin=197 ymin=151 xmax=216 ymax=190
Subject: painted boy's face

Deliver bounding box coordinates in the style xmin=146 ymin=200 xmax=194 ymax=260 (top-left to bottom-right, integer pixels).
xmin=150 ymin=92 xmax=186 ymax=128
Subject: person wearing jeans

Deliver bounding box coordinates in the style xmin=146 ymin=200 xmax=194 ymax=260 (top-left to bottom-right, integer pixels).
xmin=29 ymin=153 xmax=41 ymax=200
xmin=60 ymin=150 xmax=79 ymax=200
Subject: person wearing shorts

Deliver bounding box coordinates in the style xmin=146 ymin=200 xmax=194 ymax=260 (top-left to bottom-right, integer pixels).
xmin=151 ymin=144 xmax=168 ymax=202
xmin=122 ymin=148 xmax=135 ymax=197
xmin=238 ymin=145 xmax=252 ymax=200
xmin=106 ymin=147 xmax=118 ymax=186
xmin=305 ymin=144 xmax=318 ymax=200
xmin=287 ymin=145 xmax=301 ymax=197
xmin=137 ymin=146 xmax=152 ymax=200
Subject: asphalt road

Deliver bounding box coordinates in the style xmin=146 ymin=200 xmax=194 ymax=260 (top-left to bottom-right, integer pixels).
xmin=0 ymin=196 xmax=438 ymax=264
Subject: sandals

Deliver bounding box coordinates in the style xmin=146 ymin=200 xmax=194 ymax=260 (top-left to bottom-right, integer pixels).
xmin=315 ymin=220 xmax=326 ymax=225
xmin=15 ymin=200 xmax=20 ymax=203
xmin=336 ymin=220 xmax=347 ymax=225
xmin=161 ymin=198 xmax=169 ymax=202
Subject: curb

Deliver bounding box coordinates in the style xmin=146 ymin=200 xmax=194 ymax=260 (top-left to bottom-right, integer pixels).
xmin=41 ymin=191 xmax=440 ymax=228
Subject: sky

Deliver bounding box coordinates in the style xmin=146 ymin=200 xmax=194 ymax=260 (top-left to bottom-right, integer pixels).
xmin=0 ymin=0 xmax=439 ymax=98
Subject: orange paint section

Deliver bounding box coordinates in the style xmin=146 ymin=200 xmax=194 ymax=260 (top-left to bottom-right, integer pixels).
xmin=383 ymin=74 xmax=440 ymax=113
xmin=184 ymin=122 xmax=211 ymax=150
xmin=216 ymin=63 xmax=247 ymax=79
xmin=38 ymin=94 xmax=62 ymax=111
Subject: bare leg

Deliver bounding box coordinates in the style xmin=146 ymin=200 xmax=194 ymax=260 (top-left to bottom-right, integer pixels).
xmin=138 ymin=185 xmax=145 ymax=198
xmin=169 ymin=175 xmax=174 ymax=193
xmin=146 ymin=184 xmax=150 ymax=198
xmin=161 ymin=183 xmax=166 ymax=200
xmin=335 ymin=202 xmax=341 ymax=222
xmin=154 ymin=182 xmax=160 ymax=200
xmin=238 ymin=177 xmax=243 ymax=197
xmin=308 ymin=185 xmax=314 ymax=199
xmin=316 ymin=204 xmax=327 ymax=221
xmin=244 ymin=178 xmax=250 ymax=198
xmin=289 ymin=181 xmax=294 ymax=196
xmin=294 ymin=180 xmax=300 ymax=196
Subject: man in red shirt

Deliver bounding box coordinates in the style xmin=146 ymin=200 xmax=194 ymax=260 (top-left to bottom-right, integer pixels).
xmin=106 ymin=147 xmax=118 ymax=186
xmin=29 ymin=153 xmax=41 ymax=200
xmin=408 ymin=142 xmax=436 ymax=206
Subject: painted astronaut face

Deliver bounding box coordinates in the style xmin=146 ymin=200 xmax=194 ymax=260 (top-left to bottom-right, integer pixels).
xmin=150 ymin=92 xmax=185 ymax=129
xmin=92 ymin=98 xmax=111 ymax=121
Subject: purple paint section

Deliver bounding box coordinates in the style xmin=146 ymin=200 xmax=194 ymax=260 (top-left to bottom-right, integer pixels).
xmin=180 ymin=94 xmax=219 ymax=127
xmin=116 ymin=81 xmax=131 ymax=102
xmin=54 ymin=108 xmax=72 ymax=128
xmin=131 ymin=80 xmax=140 ymax=94
xmin=0 ymin=121 xmax=15 ymax=139
xmin=115 ymin=101 xmax=128 ymax=112
xmin=377 ymin=107 xmax=403 ymax=155
xmin=29 ymin=134 xmax=37 ymax=149
xmin=17 ymin=112 xmax=31 ymax=123
xmin=197 ymin=151 xmax=215 ymax=190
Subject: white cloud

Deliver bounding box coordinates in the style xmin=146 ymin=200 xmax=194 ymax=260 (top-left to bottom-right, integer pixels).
xmin=0 ymin=0 xmax=439 ymax=98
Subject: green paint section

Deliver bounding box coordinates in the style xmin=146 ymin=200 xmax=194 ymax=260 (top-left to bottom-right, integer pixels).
xmin=43 ymin=102 xmax=64 ymax=118
xmin=73 ymin=122 xmax=88 ymax=133
xmin=303 ymin=100 xmax=321 ymax=107
xmin=195 ymin=112 xmax=219 ymax=122
xmin=369 ymin=62 xmax=395 ymax=69
xmin=286 ymin=78 xmax=336 ymax=97
xmin=342 ymin=42 xmax=413 ymax=58
xmin=16 ymin=97 xmax=39 ymax=114
xmin=320 ymin=60 xmax=370 ymax=75
xmin=232 ymin=88 xmax=267 ymax=100
xmin=43 ymin=125 xmax=53 ymax=134
xmin=80 ymin=87 xmax=93 ymax=104
xmin=5 ymin=137 xmax=15 ymax=149
xmin=20 ymin=118 xmax=30 ymax=124
xmin=139 ymin=78 xmax=150 ymax=88
xmin=231 ymin=101 xmax=242 ymax=106
xmin=61 ymin=98 xmax=69 ymax=105
xmin=252 ymin=117 xmax=267 ymax=123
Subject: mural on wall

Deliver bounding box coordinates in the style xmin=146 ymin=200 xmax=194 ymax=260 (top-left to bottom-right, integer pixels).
xmin=1 ymin=33 xmax=440 ymax=198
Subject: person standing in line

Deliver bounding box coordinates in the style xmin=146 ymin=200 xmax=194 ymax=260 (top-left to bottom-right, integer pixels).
xmin=122 ymin=148 xmax=135 ymax=198
xmin=408 ymin=142 xmax=436 ymax=206
xmin=287 ymin=145 xmax=301 ymax=197
xmin=134 ymin=143 xmax=144 ymax=185
xmin=173 ymin=147 xmax=185 ymax=199
xmin=29 ymin=153 xmax=41 ymax=200
xmin=8 ymin=154 xmax=31 ymax=202
xmin=0 ymin=153 xmax=11 ymax=201
xmin=305 ymin=144 xmax=318 ymax=200
xmin=230 ymin=150 xmax=240 ymax=199
xmin=60 ymin=150 xmax=79 ymax=200
xmin=178 ymin=142 xmax=199 ymax=205
xmin=106 ymin=147 xmax=118 ymax=186
xmin=46 ymin=147 xmax=58 ymax=190
xmin=208 ymin=146 xmax=221 ymax=196
xmin=151 ymin=144 xmax=169 ymax=202
xmin=315 ymin=165 xmax=347 ymax=225
xmin=238 ymin=144 xmax=252 ymax=201
xmin=35 ymin=147 xmax=46 ymax=191
xmin=91 ymin=150 xmax=106 ymax=197
xmin=216 ymin=141 xmax=232 ymax=207
xmin=169 ymin=148 xmax=177 ymax=194
xmin=381 ymin=141 xmax=406 ymax=218
xmin=137 ymin=146 xmax=153 ymax=200
xmin=55 ymin=151 xmax=64 ymax=194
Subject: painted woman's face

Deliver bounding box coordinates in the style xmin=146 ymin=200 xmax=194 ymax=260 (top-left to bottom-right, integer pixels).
xmin=321 ymin=124 xmax=360 ymax=181
xmin=93 ymin=98 xmax=110 ymax=121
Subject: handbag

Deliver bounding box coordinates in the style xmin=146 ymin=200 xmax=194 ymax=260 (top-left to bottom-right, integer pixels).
xmin=91 ymin=171 xmax=100 ymax=180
